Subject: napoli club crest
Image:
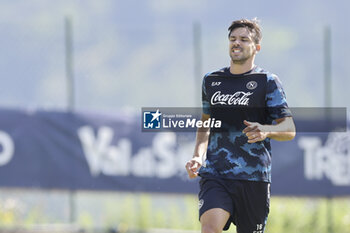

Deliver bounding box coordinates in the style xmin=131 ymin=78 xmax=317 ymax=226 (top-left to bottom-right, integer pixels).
xmin=246 ymin=81 xmax=258 ymax=90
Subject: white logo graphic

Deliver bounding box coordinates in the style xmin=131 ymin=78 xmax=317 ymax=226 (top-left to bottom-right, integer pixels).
xmin=211 ymin=91 xmax=253 ymax=106
xmin=298 ymin=131 xmax=350 ymax=186
xmin=211 ymin=82 xmax=221 ymax=86
xmin=198 ymin=199 xmax=204 ymax=209
xmin=78 ymin=126 xmax=194 ymax=178
xmin=151 ymin=109 xmax=161 ymax=122
xmin=253 ymin=223 xmax=264 ymax=233
xmin=162 ymin=118 xmax=221 ymax=129
xmin=246 ymin=81 xmax=258 ymax=90
xmin=0 ymin=130 xmax=14 ymax=166
xmin=78 ymin=126 xmax=131 ymax=176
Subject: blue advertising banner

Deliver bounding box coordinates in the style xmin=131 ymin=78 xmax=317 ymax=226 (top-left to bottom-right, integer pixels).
xmin=0 ymin=108 xmax=349 ymax=196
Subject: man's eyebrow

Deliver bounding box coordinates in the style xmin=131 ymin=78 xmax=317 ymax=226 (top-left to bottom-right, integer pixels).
xmin=229 ymin=35 xmax=250 ymax=39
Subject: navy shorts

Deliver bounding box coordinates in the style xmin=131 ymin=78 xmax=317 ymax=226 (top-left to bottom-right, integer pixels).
xmin=198 ymin=177 xmax=270 ymax=233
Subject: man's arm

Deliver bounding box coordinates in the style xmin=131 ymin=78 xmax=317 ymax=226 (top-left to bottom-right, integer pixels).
xmin=243 ymin=116 xmax=296 ymax=143
xmin=185 ymin=113 xmax=211 ymax=178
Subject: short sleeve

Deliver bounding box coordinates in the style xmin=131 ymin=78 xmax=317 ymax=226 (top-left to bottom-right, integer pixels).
xmin=265 ymin=73 xmax=292 ymax=120
xmin=202 ymin=75 xmax=210 ymax=115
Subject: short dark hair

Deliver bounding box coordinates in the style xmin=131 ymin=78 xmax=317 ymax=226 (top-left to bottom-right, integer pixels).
xmin=228 ymin=18 xmax=262 ymax=44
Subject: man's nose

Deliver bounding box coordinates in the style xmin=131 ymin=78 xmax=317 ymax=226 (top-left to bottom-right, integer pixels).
xmin=232 ymin=40 xmax=241 ymax=46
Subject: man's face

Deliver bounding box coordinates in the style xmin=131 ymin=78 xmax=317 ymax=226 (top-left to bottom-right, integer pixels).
xmin=229 ymin=27 xmax=260 ymax=64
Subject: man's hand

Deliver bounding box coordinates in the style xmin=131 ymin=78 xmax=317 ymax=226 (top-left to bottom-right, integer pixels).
xmin=185 ymin=157 xmax=202 ymax=179
xmin=242 ymin=120 xmax=269 ymax=143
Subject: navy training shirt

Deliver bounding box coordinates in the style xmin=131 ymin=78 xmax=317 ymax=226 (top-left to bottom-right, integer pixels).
xmin=199 ymin=66 xmax=292 ymax=183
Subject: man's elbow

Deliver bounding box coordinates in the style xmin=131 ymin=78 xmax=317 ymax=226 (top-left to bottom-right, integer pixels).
xmin=284 ymin=124 xmax=296 ymax=141
xmin=287 ymin=131 xmax=296 ymax=141
xmin=285 ymin=117 xmax=296 ymax=141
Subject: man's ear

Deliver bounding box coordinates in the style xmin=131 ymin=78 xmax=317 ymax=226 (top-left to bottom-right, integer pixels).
xmin=255 ymin=44 xmax=261 ymax=52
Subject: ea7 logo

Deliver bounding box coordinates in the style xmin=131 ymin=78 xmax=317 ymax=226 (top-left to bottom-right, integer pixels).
xmin=211 ymin=82 xmax=221 ymax=86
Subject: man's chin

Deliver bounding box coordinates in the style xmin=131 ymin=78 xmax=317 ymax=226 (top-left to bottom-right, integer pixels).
xmin=231 ymin=58 xmax=248 ymax=65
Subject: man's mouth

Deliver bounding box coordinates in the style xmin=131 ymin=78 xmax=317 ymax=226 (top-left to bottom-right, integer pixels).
xmin=232 ymin=48 xmax=242 ymax=53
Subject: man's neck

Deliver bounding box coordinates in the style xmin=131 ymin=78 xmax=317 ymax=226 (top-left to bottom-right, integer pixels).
xmin=229 ymin=60 xmax=255 ymax=75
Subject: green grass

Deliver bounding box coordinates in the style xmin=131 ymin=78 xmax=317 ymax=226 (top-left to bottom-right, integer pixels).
xmin=1 ymin=192 xmax=350 ymax=233
xmin=74 ymin=193 xmax=350 ymax=233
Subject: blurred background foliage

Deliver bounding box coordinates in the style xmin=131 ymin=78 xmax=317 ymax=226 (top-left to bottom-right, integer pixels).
xmin=1 ymin=0 xmax=349 ymax=113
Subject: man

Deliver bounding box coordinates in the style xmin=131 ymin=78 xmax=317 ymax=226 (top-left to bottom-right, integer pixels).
xmin=185 ymin=19 xmax=296 ymax=233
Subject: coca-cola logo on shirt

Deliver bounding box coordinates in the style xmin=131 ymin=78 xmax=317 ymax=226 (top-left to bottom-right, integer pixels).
xmin=210 ymin=91 xmax=253 ymax=106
